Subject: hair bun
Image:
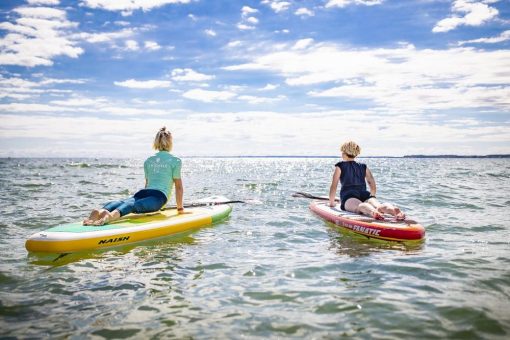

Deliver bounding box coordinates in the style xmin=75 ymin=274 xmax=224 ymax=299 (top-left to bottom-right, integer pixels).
xmin=160 ymin=127 xmax=166 ymax=132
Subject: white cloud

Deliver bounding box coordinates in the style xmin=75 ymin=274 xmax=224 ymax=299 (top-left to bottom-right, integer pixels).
xmin=0 ymin=6 xmax=83 ymax=67
xmin=27 ymin=0 xmax=60 ymax=4
xmin=75 ymin=28 xmax=135 ymax=43
xmin=204 ymin=29 xmax=217 ymax=37
xmin=237 ymin=23 xmax=255 ymax=30
xmin=246 ymin=17 xmax=259 ymax=24
xmin=0 ymin=98 xmax=172 ymax=117
xmin=227 ymin=40 xmax=243 ymax=48
xmin=99 ymin=106 xmax=170 ymax=116
xmin=260 ymin=83 xmax=279 ymax=91
xmin=80 ymin=0 xmax=192 ymax=16
xmin=238 ymin=6 xmax=259 ymax=30
xmin=13 ymin=6 xmax=66 ymax=18
xmin=295 ymin=8 xmax=315 ymax=17
xmin=144 ymin=40 xmax=161 ymax=50
xmin=182 ymin=89 xmax=236 ymax=102
xmin=39 ymin=78 xmax=87 ymax=85
xmin=114 ymin=79 xmax=172 ymax=89
xmin=325 ymin=0 xmax=384 ymax=8
xmin=2 ymin=110 xmax=508 ymax=157
xmin=125 ymin=39 xmax=139 ymax=50
xmin=458 ymin=30 xmax=510 ymax=45
xmin=292 ymin=38 xmax=314 ymax=50
xmin=433 ymin=0 xmax=499 ymax=33
xmin=224 ymin=40 xmax=510 ymax=112
xmin=237 ymin=94 xmax=286 ymax=104
xmin=0 ymin=103 xmax=73 ymax=113
xmin=50 ymin=96 xmax=109 ymax=106
xmin=262 ymin=0 xmax=291 ymax=13
xmin=0 ymin=75 xmax=85 ymax=100
xmin=0 ymin=77 xmax=41 ymax=100
xmin=242 ymin=6 xmax=258 ymax=16
xmin=171 ymin=68 xmax=214 ymax=82
xmin=114 ymin=20 xmax=130 ymax=26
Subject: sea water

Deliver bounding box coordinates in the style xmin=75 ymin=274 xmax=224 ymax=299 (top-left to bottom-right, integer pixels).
xmin=0 ymin=157 xmax=509 ymax=338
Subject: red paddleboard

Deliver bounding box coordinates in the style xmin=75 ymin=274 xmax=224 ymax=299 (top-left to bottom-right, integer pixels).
xmin=310 ymin=201 xmax=425 ymax=242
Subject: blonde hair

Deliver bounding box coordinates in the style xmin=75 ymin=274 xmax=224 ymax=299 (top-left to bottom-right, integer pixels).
xmin=340 ymin=141 xmax=361 ymax=158
xmin=153 ymin=127 xmax=173 ymax=151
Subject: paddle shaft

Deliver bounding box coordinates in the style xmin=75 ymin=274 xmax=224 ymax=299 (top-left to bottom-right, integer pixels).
xmin=164 ymin=200 xmax=247 ymax=210
xmin=292 ymin=192 xmax=339 ymax=201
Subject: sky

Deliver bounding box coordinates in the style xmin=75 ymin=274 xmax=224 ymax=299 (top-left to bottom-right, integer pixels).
xmin=0 ymin=0 xmax=509 ymax=157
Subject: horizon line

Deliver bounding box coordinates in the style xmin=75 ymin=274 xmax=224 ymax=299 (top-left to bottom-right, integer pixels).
xmin=1 ymin=154 xmax=509 ymax=159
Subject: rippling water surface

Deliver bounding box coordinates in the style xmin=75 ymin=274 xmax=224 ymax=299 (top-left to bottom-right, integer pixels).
xmin=1 ymin=157 xmax=509 ymax=338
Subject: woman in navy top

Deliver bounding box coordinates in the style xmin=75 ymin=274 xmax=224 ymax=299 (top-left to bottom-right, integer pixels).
xmin=328 ymin=141 xmax=405 ymax=220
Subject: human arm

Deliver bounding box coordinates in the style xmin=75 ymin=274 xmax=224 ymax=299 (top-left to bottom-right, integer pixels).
xmin=365 ymin=167 xmax=377 ymax=197
xmin=144 ymin=160 xmax=148 ymax=188
xmin=329 ymin=166 xmax=341 ymax=207
xmin=174 ymin=178 xmax=184 ymax=213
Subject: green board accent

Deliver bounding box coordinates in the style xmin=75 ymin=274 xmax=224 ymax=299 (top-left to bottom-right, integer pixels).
xmin=211 ymin=205 xmax=232 ymax=224
xmin=47 ymin=222 xmax=125 ymax=233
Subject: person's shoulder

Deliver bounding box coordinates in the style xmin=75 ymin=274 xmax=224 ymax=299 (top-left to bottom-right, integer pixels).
xmin=335 ymin=161 xmax=343 ymax=167
xmin=169 ymin=153 xmax=181 ymax=161
xmin=166 ymin=153 xmax=181 ymax=164
xmin=144 ymin=154 xmax=156 ymax=163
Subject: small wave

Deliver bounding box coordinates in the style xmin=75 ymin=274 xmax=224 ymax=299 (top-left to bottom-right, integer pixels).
xmin=14 ymin=182 xmax=52 ymax=188
xmin=67 ymin=162 xmax=129 ymax=169
xmin=67 ymin=162 xmax=90 ymax=168
xmin=94 ymin=164 xmax=129 ymax=169
xmin=470 ymin=225 xmax=506 ymax=232
xmin=487 ymin=172 xmax=510 ymax=179
xmin=78 ymin=180 xmax=96 ymax=185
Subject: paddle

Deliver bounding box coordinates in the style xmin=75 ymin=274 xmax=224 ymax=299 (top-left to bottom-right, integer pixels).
xmin=163 ymin=199 xmax=261 ymax=210
xmin=292 ymin=191 xmax=339 ymax=201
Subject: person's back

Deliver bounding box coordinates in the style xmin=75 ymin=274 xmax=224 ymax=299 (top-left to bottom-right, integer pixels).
xmin=144 ymin=151 xmax=181 ymax=200
xmin=337 ymin=160 xmax=367 ymax=196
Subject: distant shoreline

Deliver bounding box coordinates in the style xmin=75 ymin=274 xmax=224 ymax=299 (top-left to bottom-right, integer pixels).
xmin=189 ymin=155 xmax=510 ymax=159
xmin=402 ymin=154 xmax=510 ymax=159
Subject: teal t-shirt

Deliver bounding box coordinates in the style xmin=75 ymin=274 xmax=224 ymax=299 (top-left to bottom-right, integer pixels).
xmin=144 ymin=151 xmax=182 ymax=199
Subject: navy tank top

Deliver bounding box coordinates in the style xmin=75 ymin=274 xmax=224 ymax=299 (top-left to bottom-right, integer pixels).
xmin=336 ymin=161 xmax=367 ymax=196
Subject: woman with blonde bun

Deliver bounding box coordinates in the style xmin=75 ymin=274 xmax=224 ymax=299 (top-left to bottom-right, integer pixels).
xmin=84 ymin=127 xmax=184 ymax=226
xmin=328 ymin=141 xmax=405 ymax=221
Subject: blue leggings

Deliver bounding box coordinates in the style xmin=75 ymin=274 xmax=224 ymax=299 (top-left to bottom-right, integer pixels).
xmin=103 ymin=189 xmax=167 ymax=217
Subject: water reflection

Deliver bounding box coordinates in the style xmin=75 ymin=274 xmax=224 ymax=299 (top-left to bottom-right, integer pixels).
xmin=325 ymin=223 xmax=425 ymax=257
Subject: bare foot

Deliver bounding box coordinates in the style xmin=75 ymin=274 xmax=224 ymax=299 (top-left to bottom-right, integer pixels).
xmin=394 ymin=208 xmax=406 ymax=221
xmin=378 ymin=203 xmax=405 ymax=220
xmin=93 ymin=210 xmax=112 ymax=226
xmin=83 ymin=209 xmax=100 ymax=225
xmin=372 ymin=211 xmax=385 ymax=220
